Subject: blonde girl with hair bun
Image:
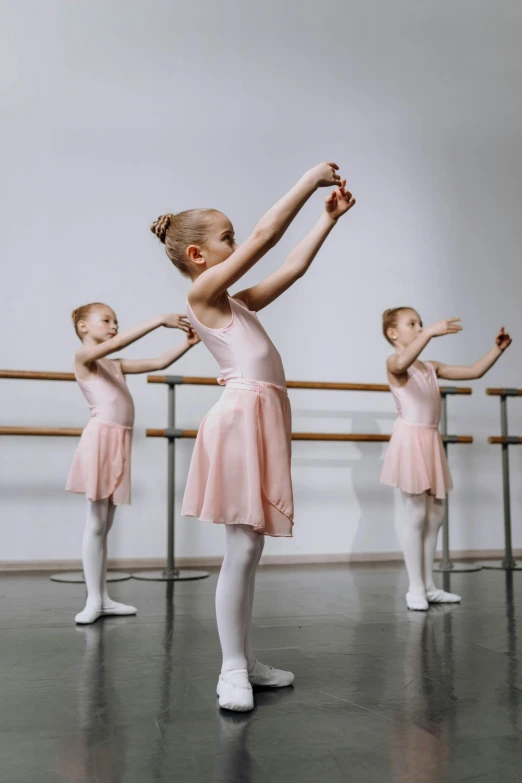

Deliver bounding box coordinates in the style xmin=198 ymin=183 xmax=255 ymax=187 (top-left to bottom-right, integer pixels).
xmin=67 ymin=302 xmax=199 ymax=624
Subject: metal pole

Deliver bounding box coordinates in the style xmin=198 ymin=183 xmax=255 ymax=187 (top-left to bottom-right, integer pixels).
xmin=133 ymin=376 xmax=209 ymax=582
xmin=166 ymin=384 xmax=176 ymax=576
xmin=482 ymin=392 xmax=522 ymax=570
xmin=440 ymin=396 xmax=451 ymax=571
xmin=434 ymin=390 xmax=481 ymax=573
xmin=500 ymin=396 xmax=515 ymax=568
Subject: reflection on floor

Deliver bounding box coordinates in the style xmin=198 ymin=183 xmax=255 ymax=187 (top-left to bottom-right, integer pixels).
xmin=1 ymin=564 xmax=521 ymax=782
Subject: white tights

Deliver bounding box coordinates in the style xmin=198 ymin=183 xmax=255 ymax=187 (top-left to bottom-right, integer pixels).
xmin=82 ymin=498 xmax=117 ymax=607
xmin=397 ymin=492 xmax=445 ymax=595
xmin=215 ymin=525 xmax=265 ymax=673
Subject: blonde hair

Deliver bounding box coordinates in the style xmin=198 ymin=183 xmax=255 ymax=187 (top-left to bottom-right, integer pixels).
xmin=150 ymin=209 xmax=220 ymax=276
xmin=71 ymin=302 xmax=110 ymax=340
xmin=382 ymin=307 xmax=416 ymax=345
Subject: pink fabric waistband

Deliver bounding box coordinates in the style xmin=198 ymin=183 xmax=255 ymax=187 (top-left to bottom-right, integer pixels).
xmin=397 ymin=418 xmax=439 ymax=430
xmin=217 ymin=377 xmax=287 ymax=395
xmin=90 ymin=417 xmax=133 ymax=430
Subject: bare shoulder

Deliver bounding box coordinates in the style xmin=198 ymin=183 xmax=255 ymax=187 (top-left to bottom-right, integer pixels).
xmin=425 ymin=360 xmax=441 ymax=376
xmin=231 ymin=291 xmax=251 ymax=310
xmin=74 ymin=349 xmax=97 ymax=382
xmin=386 ymin=356 xmax=408 ymax=388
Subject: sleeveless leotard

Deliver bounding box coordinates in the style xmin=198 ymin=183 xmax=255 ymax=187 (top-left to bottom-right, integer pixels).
xmin=66 ymin=358 xmax=134 ymax=505
xmin=181 ymin=296 xmax=293 ymax=536
xmin=380 ymin=362 xmax=452 ymax=499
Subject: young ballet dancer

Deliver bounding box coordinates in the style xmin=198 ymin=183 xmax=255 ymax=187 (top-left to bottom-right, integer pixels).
xmin=380 ymin=308 xmax=512 ymax=610
xmin=151 ymin=162 xmax=356 ymax=711
xmin=66 ymin=302 xmax=199 ymax=624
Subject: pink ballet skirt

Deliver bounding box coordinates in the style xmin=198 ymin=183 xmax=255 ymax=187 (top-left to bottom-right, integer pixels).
xmin=181 ymin=379 xmax=294 ymax=537
xmin=66 ymin=418 xmax=133 ymax=505
xmin=66 ymin=358 xmax=135 ymax=506
xmin=380 ymin=419 xmax=452 ymax=499
xmin=380 ymin=362 xmax=453 ymax=500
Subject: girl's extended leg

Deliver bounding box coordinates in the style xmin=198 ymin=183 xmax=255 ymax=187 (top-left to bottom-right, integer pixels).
xmin=100 ymin=500 xmax=137 ymax=616
xmin=215 ymin=525 xmax=261 ymax=711
xmin=76 ymin=499 xmax=136 ymax=625
xmin=75 ymin=499 xmax=110 ymax=624
xmin=423 ymin=496 xmax=461 ymax=603
xmin=398 ymin=492 xmax=429 ymax=611
xmin=243 ymin=535 xmax=294 ymax=688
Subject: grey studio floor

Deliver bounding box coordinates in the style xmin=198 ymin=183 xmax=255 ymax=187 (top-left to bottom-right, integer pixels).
xmin=1 ymin=564 xmax=522 ymax=783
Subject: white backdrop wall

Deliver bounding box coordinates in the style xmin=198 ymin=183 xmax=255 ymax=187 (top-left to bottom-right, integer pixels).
xmin=1 ymin=0 xmax=521 ymax=565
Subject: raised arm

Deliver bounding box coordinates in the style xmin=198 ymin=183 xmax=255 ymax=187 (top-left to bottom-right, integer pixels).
xmin=120 ymin=330 xmax=200 ymax=374
xmin=387 ymin=318 xmax=462 ymax=375
xmin=235 ymin=182 xmax=356 ymax=312
xmin=431 ymin=328 xmax=512 ymax=380
xmin=76 ymin=314 xmax=191 ymax=368
xmin=190 ymin=162 xmax=342 ymax=305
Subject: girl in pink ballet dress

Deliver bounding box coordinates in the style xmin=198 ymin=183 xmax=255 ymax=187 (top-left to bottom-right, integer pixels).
xmin=151 ymin=162 xmax=356 ymax=712
xmin=380 ymin=307 xmax=511 ymax=611
xmin=67 ymin=302 xmax=199 ymax=624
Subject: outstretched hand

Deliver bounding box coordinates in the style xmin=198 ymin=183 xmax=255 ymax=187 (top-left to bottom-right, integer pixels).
xmin=324 ymin=179 xmax=356 ymax=221
xmin=306 ymin=161 xmax=342 ymax=189
xmin=161 ymin=314 xmax=191 ymax=332
xmin=496 ymin=327 xmax=512 ymax=352
xmin=427 ymin=318 xmax=463 ymax=338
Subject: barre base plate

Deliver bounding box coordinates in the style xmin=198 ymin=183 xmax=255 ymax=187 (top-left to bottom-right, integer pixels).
xmin=479 ymin=560 xmax=522 ymax=571
xmin=132 ymin=569 xmax=210 ymax=581
xmin=433 ymin=561 xmax=482 ymax=573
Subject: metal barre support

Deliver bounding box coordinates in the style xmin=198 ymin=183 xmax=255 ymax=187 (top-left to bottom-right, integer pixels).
xmin=481 ymin=390 xmax=522 ymax=571
xmin=434 ymin=391 xmax=482 ymax=574
xmin=134 ymin=382 xmax=209 ymax=582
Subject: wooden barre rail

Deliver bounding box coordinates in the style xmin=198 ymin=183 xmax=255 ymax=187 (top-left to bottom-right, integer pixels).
xmin=0 ymin=427 xmax=473 ymax=443
xmin=0 ymin=369 xmax=473 ymax=395
xmin=146 ymin=429 xmax=390 ymax=441
xmin=0 ymin=369 xmax=474 ymax=395
xmin=486 ymin=388 xmax=522 ymax=396
xmin=488 ymin=436 xmax=522 ymax=445
xmin=146 ymin=429 xmax=473 ymax=444
xmin=0 ymin=427 xmax=83 ymax=436
xmin=147 ymin=375 xmax=473 ymax=395
xmin=0 ymin=370 xmax=76 ymax=381
xmin=148 ymin=376 xmax=390 ymax=392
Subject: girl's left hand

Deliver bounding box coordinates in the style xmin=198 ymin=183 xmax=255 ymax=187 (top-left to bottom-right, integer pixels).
xmin=187 ymin=327 xmax=200 ymax=347
xmin=325 ymin=179 xmax=356 ymax=221
xmin=496 ymin=327 xmax=512 ymax=351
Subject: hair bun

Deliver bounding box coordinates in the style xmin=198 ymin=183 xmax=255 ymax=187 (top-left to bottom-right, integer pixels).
xmin=150 ymin=214 xmax=172 ymax=244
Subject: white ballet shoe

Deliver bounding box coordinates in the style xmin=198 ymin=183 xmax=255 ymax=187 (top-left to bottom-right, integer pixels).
xmin=248 ymin=659 xmax=295 ymax=688
xmin=406 ymin=592 xmax=429 ymax=611
xmin=217 ymin=669 xmax=254 ymax=712
xmin=101 ymin=600 xmax=137 ymax=616
xmin=75 ymin=604 xmax=102 ymax=624
xmin=425 ymin=588 xmax=461 ymax=604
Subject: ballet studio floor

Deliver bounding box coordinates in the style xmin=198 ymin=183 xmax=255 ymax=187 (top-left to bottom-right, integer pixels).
xmin=2 ymin=563 xmax=522 ymax=783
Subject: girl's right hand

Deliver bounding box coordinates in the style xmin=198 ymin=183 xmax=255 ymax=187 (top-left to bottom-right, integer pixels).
xmin=161 ymin=314 xmax=192 ymax=332
xmin=305 ymin=162 xmax=342 ymax=189
xmin=427 ymin=318 xmax=463 ymax=337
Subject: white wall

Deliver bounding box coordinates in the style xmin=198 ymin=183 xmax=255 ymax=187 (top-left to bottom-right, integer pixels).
xmin=1 ymin=0 xmax=522 ymax=564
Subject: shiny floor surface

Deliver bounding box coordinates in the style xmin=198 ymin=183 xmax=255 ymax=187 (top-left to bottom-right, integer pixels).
xmin=1 ymin=565 xmax=522 ymax=783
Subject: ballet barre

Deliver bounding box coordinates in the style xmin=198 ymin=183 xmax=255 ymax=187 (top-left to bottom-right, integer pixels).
xmin=0 ymin=426 xmax=82 ymax=436
xmin=0 ymin=369 xmax=130 ymax=584
xmin=482 ymin=388 xmax=522 ymax=571
xmin=146 ymin=375 xmax=475 ymax=580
